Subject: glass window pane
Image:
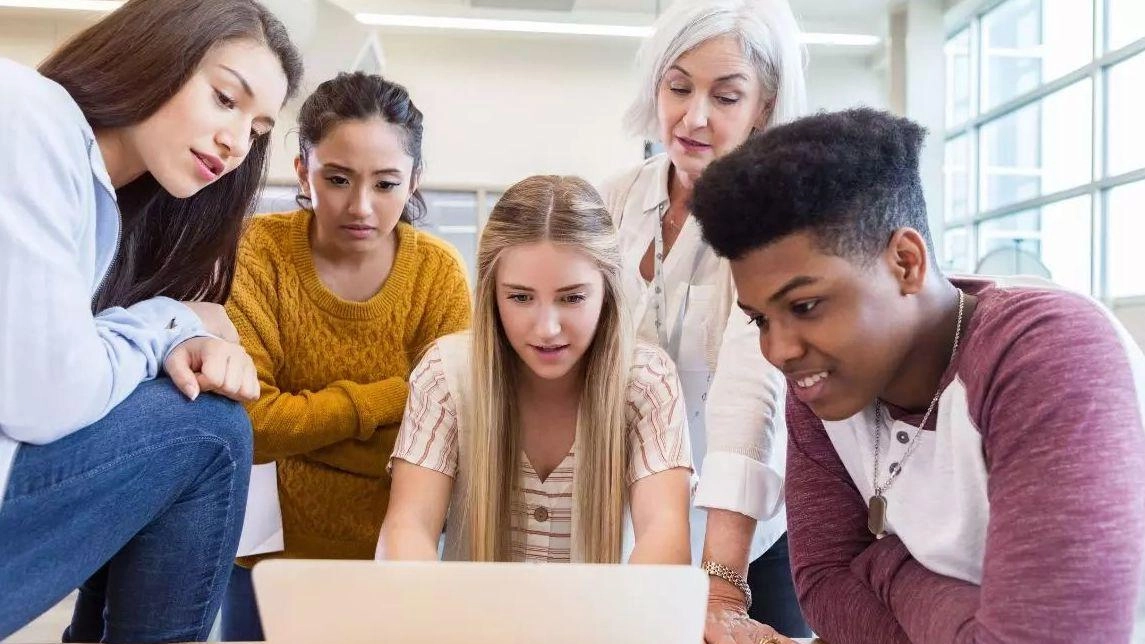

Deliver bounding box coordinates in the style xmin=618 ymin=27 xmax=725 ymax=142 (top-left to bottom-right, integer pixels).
xmin=1107 ymin=52 xmax=1145 ymax=177
xmin=424 ymin=191 xmax=478 ymax=227
xmin=483 ymin=191 xmax=503 ymax=223
xmin=1109 ymin=0 xmax=1145 ymax=52
xmin=946 ymin=30 xmax=972 ymax=125
xmin=981 ymin=0 xmax=1094 ymax=111
xmin=944 ymin=135 xmax=971 ymax=223
xmin=1108 ymin=181 xmax=1145 ymax=298
xmin=256 ymin=184 xmax=300 ymax=214
xmin=943 ymin=227 xmax=971 ymax=273
xmin=423 ymin=190 xmax=479 ymax=280
xmin=979 ymin=79 xmax=1092 ymax=211
xmin=976 ymin=196 xmax=1092 ymax=294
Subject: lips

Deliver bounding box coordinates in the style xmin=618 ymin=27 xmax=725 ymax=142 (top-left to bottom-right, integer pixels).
xmin=192 ymin=151 xmax=224 ymax=178
xmin=341 ymin=223 xmax=377 ymax=240
xmin=530 ymin=344 xmax=571 ymax=363
xmin=787 ymin=370 xmax=832 ymax=405
xmin=676 ymin=135 xmax=712 ymax=151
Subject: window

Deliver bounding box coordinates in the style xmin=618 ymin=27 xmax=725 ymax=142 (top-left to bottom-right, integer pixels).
xmin=1108 ymin=0 xmax=1145 ymax=52
xmin=421 ymin=188 xmax=505 ymax=284
xmin=1106 ymin=52 xmax=1145 ymax=178
xmin=980 ymin=0 xmax=1093 ymax=111
xmin=946 ymin=30 xmax=972 ymax=126
xmin=978 ymin=80 xmax=1092 ymax=211
xmin=256 ymin=184 xmax=300 ymax=214
xmin=976 ymin=196 xmax=1092 ymax=294
xmin=943 ymin=227 xmax=971 ymax=273
xmin=1107 ymin=181 xmax=1145 ymax=298
xmin=484 ymin=191 xmax=503 ymax=225
xmin=944 ymin=135 xmax=971 ymax=223
xmin=422 ymin=191 xmax=480 ymax=281
xmin=944 ymin=0 xmax=1145 ymax=300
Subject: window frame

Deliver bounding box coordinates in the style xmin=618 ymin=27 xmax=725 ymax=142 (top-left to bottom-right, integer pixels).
xmin=944 ymin=0 xmax=1145 ymax=300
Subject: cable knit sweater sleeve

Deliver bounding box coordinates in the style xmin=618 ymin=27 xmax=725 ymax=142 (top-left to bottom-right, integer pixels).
xmin=301 ymin=234 xmax=473 ymax=477
xmin=226 ymin=223 xmax=409 ymax=464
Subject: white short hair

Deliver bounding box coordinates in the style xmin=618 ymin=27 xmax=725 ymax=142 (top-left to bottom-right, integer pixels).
xmin=624 ymin=0 xmax=808 ymax=140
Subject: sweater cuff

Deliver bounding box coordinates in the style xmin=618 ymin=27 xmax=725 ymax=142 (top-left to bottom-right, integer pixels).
xmin=124 ymin=296 xmax=210 ymax=363
xmin=333 ymin=378 xmax=409 ymax=440
xmin=693 ymin=451 xmax=784 ymax=521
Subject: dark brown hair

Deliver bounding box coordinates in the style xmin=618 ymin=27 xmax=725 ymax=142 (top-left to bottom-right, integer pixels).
xmin=296 ymin=72 xmax=426 ymax=223
xmin=39 ymin=0 xmax=304 ymax=311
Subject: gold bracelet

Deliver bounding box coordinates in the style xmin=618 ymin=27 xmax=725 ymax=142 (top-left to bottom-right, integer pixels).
xmin=701 ymin=560 xmax=752 ymax=610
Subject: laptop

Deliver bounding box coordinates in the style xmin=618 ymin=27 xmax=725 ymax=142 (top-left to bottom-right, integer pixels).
xmin=252 ymin=559 xmax=708 ymax=643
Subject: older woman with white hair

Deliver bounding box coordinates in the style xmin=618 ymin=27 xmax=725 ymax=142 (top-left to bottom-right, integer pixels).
xmin=600 ymin=0 xmax=809 ymax=641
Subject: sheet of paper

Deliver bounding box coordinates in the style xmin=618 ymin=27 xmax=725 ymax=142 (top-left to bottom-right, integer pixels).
xmin=237 ymin=462 xmax=284 ymax=557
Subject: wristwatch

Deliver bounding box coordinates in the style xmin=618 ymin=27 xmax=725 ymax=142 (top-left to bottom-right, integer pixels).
xmin=701 ymin=560 xmax=752 ymax=610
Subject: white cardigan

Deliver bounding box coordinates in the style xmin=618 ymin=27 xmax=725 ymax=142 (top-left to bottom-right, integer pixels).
xmin=599 ymin=153 xmax=789 ymax=560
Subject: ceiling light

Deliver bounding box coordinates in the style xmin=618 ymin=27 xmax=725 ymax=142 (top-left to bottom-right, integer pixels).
xmin=355 ymin=13 xmax=652 ymax=38
xmin=355 ymin=13 xmax=880 ymax=47
xmin=801 ymin=32 xmax=881 ymax=47
xmin=0 ymin=0 xmax=123 ymax=10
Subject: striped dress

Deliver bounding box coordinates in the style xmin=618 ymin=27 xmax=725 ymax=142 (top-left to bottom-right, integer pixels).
xmin=389 ymin=331 xmax=693 ymax=562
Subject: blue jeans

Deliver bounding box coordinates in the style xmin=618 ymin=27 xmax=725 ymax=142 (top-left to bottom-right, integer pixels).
xmin=747 ymin=532 xmax=812 ymax=637
xmin=221 ymin=563 xmax=264 ymax=641
xmin=0 ymin=378 xmax=253 ymax=643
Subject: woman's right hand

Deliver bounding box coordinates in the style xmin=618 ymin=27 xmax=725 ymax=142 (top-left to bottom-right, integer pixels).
xmin=704 ymin=585 xmax=797 ymax=644
xmin=164 ymin=336 xmax=259 ymax=402
xmin=182 ymin=301 xmax=241 ymax=344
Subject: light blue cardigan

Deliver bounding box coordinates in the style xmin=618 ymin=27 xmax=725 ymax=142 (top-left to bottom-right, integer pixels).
xmin=0 ymin=59 xmax=207 ymax=508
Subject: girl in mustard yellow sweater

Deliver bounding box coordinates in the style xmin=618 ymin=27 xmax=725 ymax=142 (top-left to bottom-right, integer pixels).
xmin=220 ymin=72 xmax=471 ymax=640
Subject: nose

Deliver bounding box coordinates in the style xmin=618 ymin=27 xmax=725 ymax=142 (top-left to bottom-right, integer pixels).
xmin=683 ymin=94 xmax=710 ymax=130
xmin=347 ymin=184 xmax=375 ymax=218
xmin=533 ymin=303 xmax=561 ymax=340
xmin=215 ymin=118 xmax=252 ymax=162
xmin=761 ymin=320 xmax=804 ymax=370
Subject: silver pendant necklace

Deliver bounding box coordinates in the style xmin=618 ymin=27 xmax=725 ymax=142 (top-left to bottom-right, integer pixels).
xmin=868 ymin=289 xmax=966 ymax=538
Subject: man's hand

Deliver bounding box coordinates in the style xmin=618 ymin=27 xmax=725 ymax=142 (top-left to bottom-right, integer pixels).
xmin=164 ymin=336 xmax=259 ymax=402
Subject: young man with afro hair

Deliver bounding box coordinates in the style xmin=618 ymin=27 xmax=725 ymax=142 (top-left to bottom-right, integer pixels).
xmin=691 ymin=108 xmax=1145 ymax=644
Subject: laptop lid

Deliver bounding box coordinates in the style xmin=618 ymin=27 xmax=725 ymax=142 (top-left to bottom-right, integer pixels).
xmin=252 ymin=559 xmax=707 ymax=644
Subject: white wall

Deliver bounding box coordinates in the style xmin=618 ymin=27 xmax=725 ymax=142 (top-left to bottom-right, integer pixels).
xmin=0 ymin=5 xmax=889 ymax=191
xmin=366 ymin=32 xmax=645 ymax=189
xmin=0 ymin=13 xmax=96 ymax=66
xmin=805 ymin=53 xmax=889 ymax=112
xmin=336 ymin=36 xmax=889 ymax=189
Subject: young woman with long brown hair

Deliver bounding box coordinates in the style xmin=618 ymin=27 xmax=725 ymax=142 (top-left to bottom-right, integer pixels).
xmin=0 ymin=1 xmax=302 ymax=640
xmin=377 ymin=175 xmax=692 ymax=565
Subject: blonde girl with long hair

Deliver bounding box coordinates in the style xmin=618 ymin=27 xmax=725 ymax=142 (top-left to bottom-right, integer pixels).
xmin=378 ymin=175 xmax=692 ymax=564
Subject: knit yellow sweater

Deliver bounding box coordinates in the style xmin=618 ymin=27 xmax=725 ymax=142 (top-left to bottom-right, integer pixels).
xmin=226 ymin=210 xmax=471 ymax=563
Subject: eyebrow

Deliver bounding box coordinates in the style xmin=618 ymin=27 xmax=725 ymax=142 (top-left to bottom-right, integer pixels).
xmin=735 ymin=276 xmax=822 ymax=315
xmin=322 ymin=163 xmax=403 ymax=176
xmin=502 ymin=283 xmax=589 ymax=293
xmin=767 ymin=276 xmax=821 ymax=303
xmin=667 ymin=65 xmax=750 ymax=83
xmin=219 ymin=64 xmax=276 ymax=129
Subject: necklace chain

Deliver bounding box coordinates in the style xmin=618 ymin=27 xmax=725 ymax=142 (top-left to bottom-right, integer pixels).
xmin=872 ymin=289 xmax=966 ymax=497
